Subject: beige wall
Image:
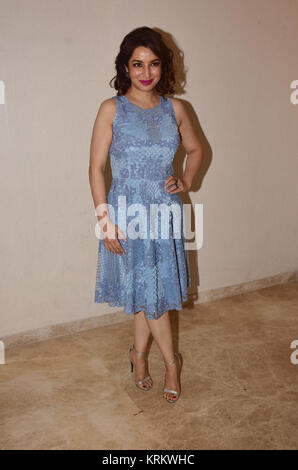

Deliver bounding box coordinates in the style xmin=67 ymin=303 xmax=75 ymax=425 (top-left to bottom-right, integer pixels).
xmin=1 ymin=0 xmax=297 ymax=337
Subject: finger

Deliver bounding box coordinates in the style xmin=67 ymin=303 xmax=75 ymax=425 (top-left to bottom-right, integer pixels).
xmin=105 ymin=239 xmax=117 ymax=254
xmin=112 ymin=240 xmax=124 ymax=255
xmin=164 ymin=176 xmax=175 ymax=188
xmin=115 ymin=228 xmax=126 ymax=253
xmin=167 ymin=187 xmax=180 ymax=194
xmin=104 ymin=241 xmax=113 ymax=253
xmin=105 ymin=238 xmax=123 ymax=255
xmin=165 ymin=181 xmax=177 ymax=191
xmin=167 ymin=183 xmax=181 ymax=193
xmin=114 ymin=242 xmax=122 ymax=255
xmin=118 ymin=239 xmax=126 ymax=254
xmin=107 ymin=240 xmax=116 ymax=254
xmin=164 ymin=175 xmax=174 ymax=183
xmin=165 ymin=181 xmax=179 ymax=192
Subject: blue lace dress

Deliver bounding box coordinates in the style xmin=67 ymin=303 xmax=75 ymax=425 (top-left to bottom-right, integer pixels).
xmin=94 ymin=94 xmax=191 ymax=319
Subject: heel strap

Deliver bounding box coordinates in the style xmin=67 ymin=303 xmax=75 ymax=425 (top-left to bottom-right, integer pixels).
xmin=164 ymin=352 xmax=178 ymax=365
xmin=130 ymin=344 xmax=146 ymax=355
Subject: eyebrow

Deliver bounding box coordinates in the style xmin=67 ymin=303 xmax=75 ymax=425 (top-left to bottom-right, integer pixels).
xmin=131 ymin=59 xmax=160 ymax=62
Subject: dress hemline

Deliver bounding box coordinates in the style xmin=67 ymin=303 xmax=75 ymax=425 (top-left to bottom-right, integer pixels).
xmin=94 ymin=292 xmax=189 ymax=319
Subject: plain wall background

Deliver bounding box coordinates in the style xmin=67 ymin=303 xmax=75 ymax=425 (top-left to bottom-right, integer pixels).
xmin=1 ymin=0 xmax=297 ymax=337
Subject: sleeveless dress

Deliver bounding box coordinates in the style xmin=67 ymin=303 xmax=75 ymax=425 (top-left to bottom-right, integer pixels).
xmin=94 ymin=94 xmax=191 ymax=319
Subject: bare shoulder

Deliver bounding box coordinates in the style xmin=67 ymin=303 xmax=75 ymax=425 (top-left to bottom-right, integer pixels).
xmin=168 ymin=96 xmax=187 ymax=127
xmin=98 ymin=97 xmax=117 ymax=116
xmin=94 ymin=96 xmax=117 ymax=125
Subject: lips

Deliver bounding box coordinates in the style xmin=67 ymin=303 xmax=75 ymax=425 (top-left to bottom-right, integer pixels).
xmin=140 ymin=79 xmax=153 ymax=85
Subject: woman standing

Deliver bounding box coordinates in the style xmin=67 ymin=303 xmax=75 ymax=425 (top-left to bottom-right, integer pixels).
xmin=89 ymin=27 xmax=203 ymax=403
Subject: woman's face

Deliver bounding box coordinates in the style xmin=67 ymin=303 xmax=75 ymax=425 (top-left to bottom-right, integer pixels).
xmin=125 ymin=46 xmax=162 ymax=91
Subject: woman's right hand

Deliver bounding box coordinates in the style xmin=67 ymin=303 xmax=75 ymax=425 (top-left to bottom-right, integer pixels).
xmin=99 ymin=217 xmax=127 ymax=255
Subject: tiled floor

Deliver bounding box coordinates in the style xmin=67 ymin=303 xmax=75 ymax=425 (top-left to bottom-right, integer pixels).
xmin=1 ymin=281 xmax=298 ymax=449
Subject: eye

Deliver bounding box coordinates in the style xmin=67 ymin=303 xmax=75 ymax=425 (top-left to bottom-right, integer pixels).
xmin=132 ymin=62 xmax=160 ymax=67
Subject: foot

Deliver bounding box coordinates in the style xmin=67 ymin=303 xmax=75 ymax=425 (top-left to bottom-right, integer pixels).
xmin=163 ymin=355 xmax=181 ymax=402
xmin=129 ymin=347 xmax=153 ymax=390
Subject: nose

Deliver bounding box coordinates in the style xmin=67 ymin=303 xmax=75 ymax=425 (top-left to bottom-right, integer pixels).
xmin=142 ymin=66 xmax=152 ymax=79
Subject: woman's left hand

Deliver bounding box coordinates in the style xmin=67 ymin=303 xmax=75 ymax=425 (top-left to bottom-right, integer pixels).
xmin=164 ymin=175 xmax=190 ymax=194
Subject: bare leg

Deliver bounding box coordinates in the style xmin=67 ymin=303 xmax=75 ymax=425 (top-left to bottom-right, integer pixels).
xmin=129 ymin=310 xmax=153 ymax=389
xmin=145 ymin=311 xmax=181 ymax=402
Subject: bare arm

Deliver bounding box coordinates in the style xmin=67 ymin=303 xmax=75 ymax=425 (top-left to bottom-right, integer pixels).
xmin=89 ymin=98 xmax=115 ymax=222
xmin=89 ymin=98 xmax=126 ymax=254
xmin=170 ymin=98 xmax=204 ymax=191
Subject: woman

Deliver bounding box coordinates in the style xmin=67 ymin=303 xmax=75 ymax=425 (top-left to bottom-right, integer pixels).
xmin=89 ymin=26 xmax=203 ymax=403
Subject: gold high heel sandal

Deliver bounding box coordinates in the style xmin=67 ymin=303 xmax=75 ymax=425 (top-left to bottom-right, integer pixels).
xmin=163 ymin=352 xmax=182 ymax=403
xmin=128 ymin=344 xmax=153 ymax=391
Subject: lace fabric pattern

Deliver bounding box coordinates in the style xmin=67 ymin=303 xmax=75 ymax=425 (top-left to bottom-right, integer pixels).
xmin=94 ymin=94 xmax=191 ymax=319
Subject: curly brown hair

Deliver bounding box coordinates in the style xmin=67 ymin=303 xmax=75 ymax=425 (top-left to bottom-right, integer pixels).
xmin=109 ymin=26 xmax=176 ymax=97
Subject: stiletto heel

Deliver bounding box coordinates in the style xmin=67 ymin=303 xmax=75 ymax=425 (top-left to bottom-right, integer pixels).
xmin=163 ymin=352 xmax=182 ymax=403
xmin=128 ymin=344 xmax=153 ymax=391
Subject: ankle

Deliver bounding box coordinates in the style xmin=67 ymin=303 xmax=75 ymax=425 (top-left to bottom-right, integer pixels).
xmin=131 ymin=346 xmax=147 ymax=362
xmin=163 ymin=354 xmax=177 ymax=365
xmin=164 ymin=360 xmax=176 ymax=368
